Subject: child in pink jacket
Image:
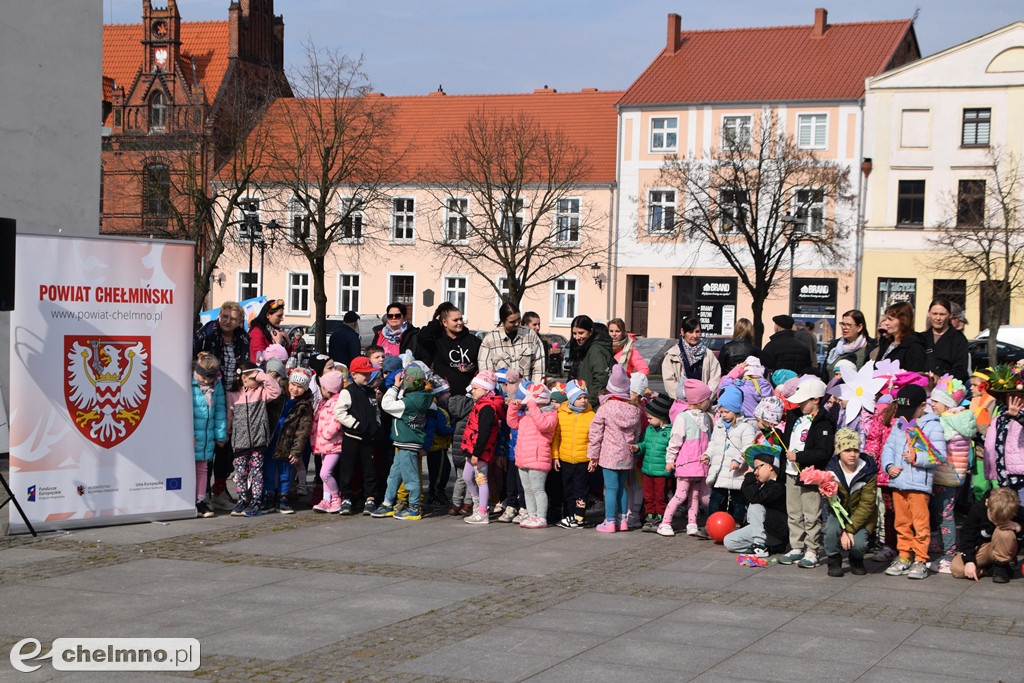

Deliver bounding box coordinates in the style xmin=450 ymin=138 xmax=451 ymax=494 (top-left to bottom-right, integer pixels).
xmin=659 ymin=379 xmax=713 ymax=537
xmin=507 ymin=382 xmax=559 ymax=529
xmin=311 ymin=370 xmax=345 ymax=513
xmin=588 ymin=366 xmax=644 ymax=533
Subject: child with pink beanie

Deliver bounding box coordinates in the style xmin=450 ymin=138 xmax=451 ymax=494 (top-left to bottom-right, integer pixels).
xmin=659 ymin=379 xmax=713 ymax=536
xmin=507 ymin=382 xmax=558 ymax=528
xmin=461 ymin=370 xmax=507 ymax=524
xmin=588 ymin=365 xmax=644 ymax=533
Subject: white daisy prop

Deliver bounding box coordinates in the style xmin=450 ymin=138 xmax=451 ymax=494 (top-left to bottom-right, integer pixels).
xmin=836 ymin=360 xmax=887 ymax=423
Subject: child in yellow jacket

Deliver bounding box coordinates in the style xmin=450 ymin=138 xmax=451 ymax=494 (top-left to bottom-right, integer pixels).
xmin=552 ymin=380 xmax=595 ymax=528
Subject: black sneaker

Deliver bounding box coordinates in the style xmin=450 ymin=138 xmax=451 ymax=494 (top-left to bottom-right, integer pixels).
xmin=338 ymin=499 xmax=353 ymax=515
xmin=557 ymin=516 xmax=582 ymax=529
xmin=993 ymin=561 xmax=1013 ymax=584
xmin=230 ymin=499 xmax=248 ymax=517
xmin=243 ymin=502 xmax=263 ymax=517
xmin=261 ymin=496 xmax=278 ymax=514
xmin=278 ymin=500 xmax=295 ymax=515
xmin=196 ymin=500 xmax=215 ymax=518
xmin=362 ymin=499 xmax=376 ymax=516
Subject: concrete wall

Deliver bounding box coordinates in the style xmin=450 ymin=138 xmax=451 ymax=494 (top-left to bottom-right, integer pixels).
xmin=0 ymin=1 xmax=102 ymax=446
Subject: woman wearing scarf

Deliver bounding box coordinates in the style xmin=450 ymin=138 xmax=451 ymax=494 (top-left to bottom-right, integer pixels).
xmin=822 ymin=309 xmax=875 ymax=380
xmin=372 ymin=302 xmax=420 ymax=358
xmin=248 ymin=298 xmax=289 ymax=363
xmin=608 ymin=318 xmax=650 ymax=376
xmin=662 ymin=317 xmax=722 ymax=399
xmin=565 ymin=315 xmax=612 ymax=409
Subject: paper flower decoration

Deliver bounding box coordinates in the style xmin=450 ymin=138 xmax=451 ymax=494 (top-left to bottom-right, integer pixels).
xmin=835 ymin=361 xmax=886 ymax=423
xmin=799 ymin=466 xmax=851 ymax=527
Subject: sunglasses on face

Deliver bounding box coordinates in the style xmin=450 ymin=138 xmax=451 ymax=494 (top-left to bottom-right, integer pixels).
xmin=386 ymin=313 xmax=403 ymax=320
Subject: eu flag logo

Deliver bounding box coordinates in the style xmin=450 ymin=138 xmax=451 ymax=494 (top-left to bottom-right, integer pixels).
xmin=165 ymin=478 xmax=182 ymax=491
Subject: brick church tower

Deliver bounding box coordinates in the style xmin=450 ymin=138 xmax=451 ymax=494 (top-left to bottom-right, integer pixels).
xmin=101 ymin=0 xmax=290 ymax=236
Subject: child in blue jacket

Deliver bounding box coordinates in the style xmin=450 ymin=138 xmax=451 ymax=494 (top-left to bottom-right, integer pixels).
xmin=192 ymin=352 xmax=227 ymax=518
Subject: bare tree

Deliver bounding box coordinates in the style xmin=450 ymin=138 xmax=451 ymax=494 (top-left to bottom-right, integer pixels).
xmin=422 ymin=109 xmax=605 ymax=306
xmin=262 ymin=43 xmax=402 ymax=352
xmin=928 ymin=147 xmax=1024 ymax=365
xmin=657 ymin=113 xmax=853 ymax=345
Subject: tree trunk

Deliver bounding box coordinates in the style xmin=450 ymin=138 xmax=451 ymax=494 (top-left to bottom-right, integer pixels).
xmin=313 ymin=253 xmax=328 ymax=353
xmin=750 ymin=293 xmax=766 ymax=347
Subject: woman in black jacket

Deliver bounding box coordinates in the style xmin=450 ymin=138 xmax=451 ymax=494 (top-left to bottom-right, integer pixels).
xmin=922 ymin=298 xmax=970 ymax=383
xmin=875 ymin=301 xmax=926 ymax=373
xmin=821 ymin=309 xmax=875 ymax=380
xmin=719 ymin=317 xmax=759 ymax=376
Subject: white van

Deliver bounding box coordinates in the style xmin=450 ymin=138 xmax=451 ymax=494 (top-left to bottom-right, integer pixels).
xmin=974 ymin=325 xmax=1024 ymax=348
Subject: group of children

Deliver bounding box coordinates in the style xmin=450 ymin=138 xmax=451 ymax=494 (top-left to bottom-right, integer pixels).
xmin=191 ymin=346 xmax=1024 ymax=582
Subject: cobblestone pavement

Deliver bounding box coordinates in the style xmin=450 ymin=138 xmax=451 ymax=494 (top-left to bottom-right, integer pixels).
xmin=3 ymin=498 xmax=1024 ymax=683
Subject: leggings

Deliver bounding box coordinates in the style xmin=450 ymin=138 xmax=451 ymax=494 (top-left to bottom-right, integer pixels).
xmin=519 ymin=468 xmax=549 ymax=520
xmin=233 ymin=450 xmax=264 ymax=503
xmin=602 ymin=468 xmax=629 ymax=522
xmin=664 ymin=477 xmax=706 ymax=525
xmin=463 ymin=461 xmax=489 ymax=513
xmin=195 ymin=460 xmax=209 ymax=502
xmin=930 ymin=484 xmax=959 ymax=560
xmin=320 ymin=452 xmax=340 ymax=498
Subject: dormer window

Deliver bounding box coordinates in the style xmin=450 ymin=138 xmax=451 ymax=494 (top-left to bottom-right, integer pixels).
xmin=150 ymin=91 xmax=166 ymax=131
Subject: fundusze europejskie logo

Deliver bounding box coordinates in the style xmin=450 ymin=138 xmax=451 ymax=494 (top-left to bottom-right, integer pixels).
xmin=64 ymin=336 xmax=151 ymax=448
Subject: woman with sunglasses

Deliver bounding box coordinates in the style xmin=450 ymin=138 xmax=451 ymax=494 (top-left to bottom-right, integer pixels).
xmin=372 ymin=302 xmax=420 ymax=358
xmin=822 ymin=309 xmax=875 ymax=380
xmin=249 ymin=298 xmax=289 ymax=363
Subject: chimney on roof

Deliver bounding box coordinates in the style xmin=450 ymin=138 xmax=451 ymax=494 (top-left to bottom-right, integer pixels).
xmin=666 ymin=13 xmax=682 ymax=55
xmin=812 ymin=7 xmax=828 ymax=39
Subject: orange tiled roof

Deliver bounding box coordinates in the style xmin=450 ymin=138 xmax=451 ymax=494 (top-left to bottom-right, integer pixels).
xmin=102 ymin=21 xmax=231 ymax=101
xmin=619 ymin=19 xmax=913 ymax=106
xmin=248 ymin=89 xmax=622 ymax=184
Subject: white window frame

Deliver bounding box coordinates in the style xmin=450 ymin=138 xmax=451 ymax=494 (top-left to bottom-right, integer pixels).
xmin=647 ymin=189 xmax=676 ymax=234
xmin=554 ymin=197 xmax=581 ymax=245
xmin=722 ymin=115 xmax=752 ymax=151
xmin=551 ymin=277 xmax=578 ymax=325
xmin=288 ymin=196 xmax=309 ymax=243
xmin=445 ymin=197 xmax=470 ymax=244
xmin=336 ymin=272 xmax=361 ymax=315
xmin=719 ymin=188 xmax=749 ymax=234
xmin=792 ymin=188 xmax=825 ymax=234
xmin=390 ymin=196 xmax=416 ymax=243
xmin=236 ymin=196 xmax=261 ymax=241
xmin=237 ymin=270 xmax=260 ymax=301
xmin=500 ymin=198 xmax=525 ymax=244
xmin=796 ymin=113 xmax=828 ymax=150
xmin=443 ymin=274 xmax=469 ymax=313
xmin=650 ymin=116 xmax=678 ymax=153
xmin=286 ymin=270 xmax=311 ymax=316
xmin=338 ymin=196 xmax=365 ymax=244
xmin=494 ymin=275 xmax=510 ymax=323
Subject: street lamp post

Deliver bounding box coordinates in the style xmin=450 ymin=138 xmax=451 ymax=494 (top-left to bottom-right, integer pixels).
xmin=243 ymin=214 xmax=279 ymax=298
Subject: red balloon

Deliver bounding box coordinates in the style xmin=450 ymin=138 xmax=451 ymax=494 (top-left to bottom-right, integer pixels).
xmin=705 ymin=511 xmax=736 ymax=543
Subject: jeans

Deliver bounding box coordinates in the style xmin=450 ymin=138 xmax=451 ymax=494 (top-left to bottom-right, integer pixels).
xmin=264 ymin=458 xmax=291 ymax=497
xmin=822 ymin=514 xmax=869 ymax=559
xmin=709 ymin=486 xmax=747 ymax=525
xmin=384 ymin=448 xmax=421 ymax=507
xmin=602 ymin=468 xmax=629 ymax=522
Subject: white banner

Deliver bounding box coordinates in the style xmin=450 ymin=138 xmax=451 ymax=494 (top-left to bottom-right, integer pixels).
xmin=9 ymin=234 xmax=195 ymax=532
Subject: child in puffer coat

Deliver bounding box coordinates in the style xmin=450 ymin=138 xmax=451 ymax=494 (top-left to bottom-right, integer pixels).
xmin=984 ymin=395 xmax=1024 ymax=497
xmin=660 ymin=380 xmax=714 ymax=536
xmin=506 ymin=382 xmax=558 ymax=529
xmin=703 ymin=385 xmax=757 ymax=527
xmin=226 ymin=361 xmax=283 ymax=517
xmin=552 ymin=380 xmax=594 ymax=528
xmin=268 ymin=369 xmax=315 ymax=514
xmin=929 ymin=376 xmax=976 ymax=573
xmin=192 ymin=352 xmax=227 ymax=518
xmin=632 ymin=393 xmax=674 ymax=532
xmin=717 ymin=356 xmax=774 ymax=419
xmin=446 ymin=392 xmax=475 ymax=516
xmin=587 ymin=365 xmax=644 ymax=533
xmin=311 ymin=370 xmax=345 ymax=513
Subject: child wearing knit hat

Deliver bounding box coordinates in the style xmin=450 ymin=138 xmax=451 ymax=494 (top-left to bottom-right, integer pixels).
xmin=660 ymin=381 xmax=714 ymax=536
xmin=264 ymin=369 xmax=314 ymax=514
xmin=507 ymin=382 xmax=558 ymax=528
xmin=458 ymin=370 xmax=508 ymax=524
xmin=701 ymin=385 xmax=757 ymax=535
xmin=822 ymin=427 xmax=878 ymax=577
xmin=553 ymin=380 xmax=595 ymax=528
xmin=588 ymin=366 xmax=645 ymax=533
xmin=632 ymin=393 xmax=674 ymax=532
xmin=718 ymin=356 xmax=774 ymax=418
xmin=928 ymin=375 xmax=976 ymax=573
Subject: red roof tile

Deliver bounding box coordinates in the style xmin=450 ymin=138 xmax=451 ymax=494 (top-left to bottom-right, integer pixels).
xmin=102 ymin=21 xmax=231 ymax=101
xmin=619 ymin=18 xmax=914 ymax=106
xmin=248 ymin=90 xmax=621 ymax=185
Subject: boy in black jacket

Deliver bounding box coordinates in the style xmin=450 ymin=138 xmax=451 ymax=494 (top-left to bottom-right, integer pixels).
xmin=779 ymin=377 xmax=835 ymax=568
xmin=333 ymin=356 xmax=381 ymax=515
xmin=952 ymin=487 xmax=1024 ymax=583
xmin=724 ymin=452 xmax=787 ymax=557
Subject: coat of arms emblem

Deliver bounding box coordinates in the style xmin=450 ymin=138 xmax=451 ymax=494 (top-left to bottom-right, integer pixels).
xmin=64 ymin=336 xmax=151 ymax=448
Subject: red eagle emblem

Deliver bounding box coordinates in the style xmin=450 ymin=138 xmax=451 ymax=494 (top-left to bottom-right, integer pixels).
xmin=64 ymin=336 xmax=151 ymax=448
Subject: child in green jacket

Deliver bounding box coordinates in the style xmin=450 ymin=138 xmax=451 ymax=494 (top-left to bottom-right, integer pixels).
xmin=632 ymin=393 xmax=674 ymax=532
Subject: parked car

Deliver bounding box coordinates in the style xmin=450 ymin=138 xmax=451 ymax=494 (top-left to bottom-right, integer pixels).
xmin=968 ymin=338 xmax=1024 ymax=370
xmin=702 ymin=335 xmax=731 ymax=357
xmin=302 ymin=316 xmax=378 ymax=351
xmin=539 ymin=333 xmax=569 ymax=376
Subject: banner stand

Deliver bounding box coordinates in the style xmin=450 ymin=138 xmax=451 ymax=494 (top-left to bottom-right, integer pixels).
xmin=0 ymin=460 xmax=37 ymax=536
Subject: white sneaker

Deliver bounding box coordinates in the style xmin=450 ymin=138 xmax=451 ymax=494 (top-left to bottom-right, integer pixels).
xmin=657 ymin=523 xmax=675 ymax=537
xmin=686 ymin=523 xmax=699 ymax=536
xmin=511 ymin=509 xmax=528 ymax=524
xmin=465 ymin=510 xmax=490 ymax=525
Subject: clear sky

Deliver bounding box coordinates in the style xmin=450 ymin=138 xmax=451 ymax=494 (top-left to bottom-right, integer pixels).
xmin=104 ymin=1 xmax=1022 ymax=95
